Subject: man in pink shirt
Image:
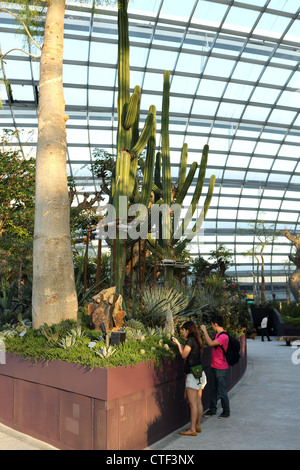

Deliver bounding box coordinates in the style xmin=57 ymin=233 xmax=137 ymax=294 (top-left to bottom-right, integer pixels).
xmin=201 ymin=315 xmax=230 ymax=419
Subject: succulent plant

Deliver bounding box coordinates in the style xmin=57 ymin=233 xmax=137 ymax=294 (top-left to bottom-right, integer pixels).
xmin=95 ymin=345 xmax=117 ymax=359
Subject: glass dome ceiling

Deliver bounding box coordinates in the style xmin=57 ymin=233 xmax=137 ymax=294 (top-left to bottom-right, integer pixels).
xmin=1 ymin=0 xmax=300 ymax=298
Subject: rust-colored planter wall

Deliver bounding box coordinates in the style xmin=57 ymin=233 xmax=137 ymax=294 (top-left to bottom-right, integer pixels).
xmin=0 ymin=335 xmax=246 ymax=450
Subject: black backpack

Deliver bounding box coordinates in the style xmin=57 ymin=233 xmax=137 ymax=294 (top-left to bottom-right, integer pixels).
xmin=216 ymin=331 xmax=241 ymax=366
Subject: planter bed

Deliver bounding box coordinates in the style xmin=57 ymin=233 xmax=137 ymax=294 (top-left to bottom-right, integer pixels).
xmin=0 ymin=335 xmax=246 ymax=450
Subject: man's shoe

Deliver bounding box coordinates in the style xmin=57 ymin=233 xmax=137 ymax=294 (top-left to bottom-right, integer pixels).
xmin=218 ymin=412 xmax=230 ymax=419
xmin=204 ymin=410 xmax=216 ymax=417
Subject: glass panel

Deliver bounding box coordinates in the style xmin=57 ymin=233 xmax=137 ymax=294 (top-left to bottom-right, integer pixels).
xmin=192 ymin=1 xmax=229 ymax=26
xmin=231 ymin=62 xmax=264 ymax=82
xmin=197 ymin=79 xmax=226 ymax=98
xmin=204 ymin=57 xmax=236 ymax=78
xmin=254 ymin=12 xmax=291 ymax=38
xmin=259 ymin=65 xmax=292 ymax=86
xmin=223 ymin=6 xmax=260 ymax=32
xmin=160 ymin=0 xmax=196 ymax=20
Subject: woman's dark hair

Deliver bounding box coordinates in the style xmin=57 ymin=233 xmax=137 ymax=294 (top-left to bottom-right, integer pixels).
xmin=211 ymin=314 xmax=223 ymax=327
xmin=182 ymin=321 xmax=203 ymax=354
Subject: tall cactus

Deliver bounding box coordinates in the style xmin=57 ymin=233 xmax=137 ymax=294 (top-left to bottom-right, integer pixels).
xmin=148 ymin=70 xmax=216 ymax=287
xmin=108 ymin=0 xmax=156 ymax=295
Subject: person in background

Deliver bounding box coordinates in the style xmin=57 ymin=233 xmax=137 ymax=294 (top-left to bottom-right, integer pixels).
xmin=261 ymin=315 xmax=272 ymax=341
xmin=201 ymin=315 xmax=230 ymax=419
xmin=172 ymin=321 xmax=206 ymax=436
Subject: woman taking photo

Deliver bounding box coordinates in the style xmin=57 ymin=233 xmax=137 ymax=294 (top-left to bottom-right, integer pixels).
xmin=172 ymin=321 xmax=206 ymax=436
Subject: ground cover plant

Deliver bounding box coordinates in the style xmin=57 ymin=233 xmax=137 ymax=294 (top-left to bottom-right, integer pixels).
xmin=1 ymin=316 xmax=179 ymax=370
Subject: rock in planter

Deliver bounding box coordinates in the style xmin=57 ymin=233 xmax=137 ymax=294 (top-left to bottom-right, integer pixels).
xmin=87 ymin=286 xmax=126 ymax=331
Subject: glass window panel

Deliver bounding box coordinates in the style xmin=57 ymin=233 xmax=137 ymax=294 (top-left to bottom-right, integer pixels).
xmin=231 ymin=139 xmax=256 ymax=153
xmin=246 ymin=171 xmax=268 ymax=182
xmin=272 ymin=159 xmax=296 ymax=172
xmin=90 ymin=41 xmax=117 ymax=64
xmin=3 ymin=59 xmax=32 ymax=80
xmin=170 ymin=96 xmax=193 ymax=114
xmin=218 ymin=209 xmax=238 ymax=219
xmin=255 ymin=141 xmax=280 ymax=155
xmin=238 ymin=210 xmax=259 ymax=219
xmin=250 ymin=86 xmax=281 ymax=105
xmin=128 ymin=0 xmax=161 ymax=14
xmin=130 ymin=45 xmax=149 ymax=68
xmin=260 ymin=128 xmax=285 ymax=141
xmin=239 ymin=198 xmax=260 ymax=208
xmin=219 ymin=197 xmax=240 ymax=207
xmin=68 ymin=147 xmax=90 ymax=162
xmin=176 ymin=52 xmax=206 ymax=74
xmin=143 ymin=72 xmax=164 ymax=92
xmin=197 ymin=79 xmax=226 ymax=98
xmin=241 ymin=42 xmax=274 ymax=61
xmin=89 ymin=129 xmax=112 ymax=145
xmin=217 ymin=102 xmax=245 ymax=119
xmin=88 ymin=66 xmax=116 ymax=86
xmin=192 ymin=1 xmax=228 ymax=26
xmin=231 ymin=62 xmax=264 ymax=82
xmin=223 ymin=83 xmax=254 ymax=101
xmin=209 ymin=136 xmax=231 ymax=151
xmin=64 ymin=87 xmax=87 ymax=106
xmin=242 ymin=105 xmax=271 ymax=121
xmin=278 ymin=212 xmax=299 ymax=222
xmin=88 ymin=89 xmax=113 ymax=108
xmin=254 ymin=13 xmax=291 ymax=38
xmin=192 ymin=99 xmax=219 ymax=115
xmin=204 ymin=57 xmax=236 ymax=78
xmin=260 ymin=199 xmax=281 ymax=209
xmin=287 ymin=70 xmax=300 ymax=88
xmin=268 ymin=172 xmax=290 ymax=183
xmin=284 ymin=19 xmax=300 ymax=42
xmin=207 ymin=153 xmax=227 ymax=167
xmin=67 ymin=128 xmax=89 ymax=145
xmin=224 ymin=170 xmax=246 ymax=180
xmin=268 ymin=0 xmax=300 ymax=14
xmin=160 ymin=0 xmax=195 ymax=20
xmin=64 ymin=39 xmax=89 ymax=61
xmin=154 ymin=30 xmax=182 ymax=48
xmin=227 ymin=155 xmax=250 ymax=168
xmin=64 ymin=64 xmax=87 ymax=84
xmin=171 ymin=75 xmax=199 ymax=94
xmin=10 ymin=84 xmax=34 ymax=101
xmin=268 ymin=109 xmax=297 ymax=125
xmin=259 ymin=66 xmax=292 ymax=86
xmin=223 ymin=6 xmax=260 ymax=32
xmin=281 ymin=200 xmax=299 ymax=211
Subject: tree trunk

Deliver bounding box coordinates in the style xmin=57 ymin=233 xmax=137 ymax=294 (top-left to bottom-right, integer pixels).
xmin=32 ymin=0 xmax=78 ymax=328
xmin=289 ymin=269 xmax=300 ymax=303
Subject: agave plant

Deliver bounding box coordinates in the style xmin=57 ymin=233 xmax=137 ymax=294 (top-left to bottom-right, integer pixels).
xmin=140 ymin=287 xmax=189 ymax=327
xmin=94 ymin=345 xmax=117 ymax=359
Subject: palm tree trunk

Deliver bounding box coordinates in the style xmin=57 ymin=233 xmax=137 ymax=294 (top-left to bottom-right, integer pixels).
xmin=32 ymin=0 xmax=77 ymax=328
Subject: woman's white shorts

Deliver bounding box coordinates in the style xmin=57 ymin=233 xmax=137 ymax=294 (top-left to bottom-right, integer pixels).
xmin=186 ymin=371 xmax=207 ymax=391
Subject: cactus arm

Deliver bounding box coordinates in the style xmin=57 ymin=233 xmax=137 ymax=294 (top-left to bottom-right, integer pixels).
xmin=131 ymin=111 xmax=154 ymax=157
xmin=191 ymin=144 xmax=209 ymax=213
xmin=162 ymin=70 xmax=171 ymax=208
xmin=173 ymin=174 xmax=216 ymax=254
xmin=139 ymin=105 xmax=156 ymax=207
xmin=147 ymin=234 xmax=164 ymax=258
xmin=174 ymin=161 xmax=197 ymax=207
xmin=124 ymin=86 xmax=140 ymax=130
xmin=178 ymin=143 xmax=188 ymax=193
